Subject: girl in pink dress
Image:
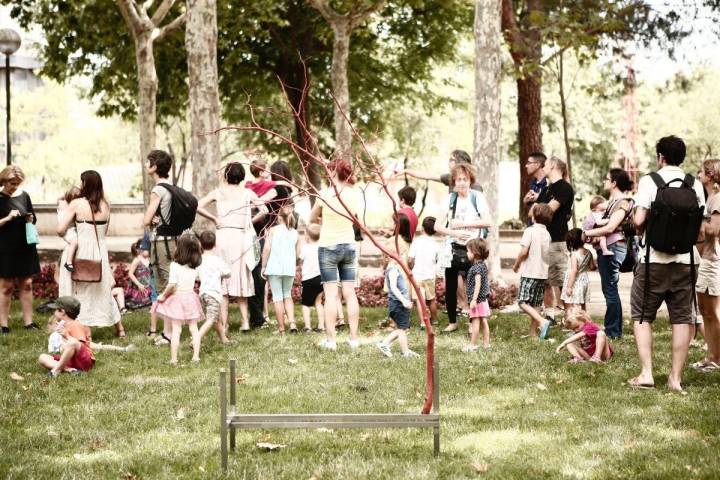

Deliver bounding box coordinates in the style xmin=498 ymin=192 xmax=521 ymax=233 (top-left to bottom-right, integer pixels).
xmin=154 ymin=234 xmax=204 ymax=364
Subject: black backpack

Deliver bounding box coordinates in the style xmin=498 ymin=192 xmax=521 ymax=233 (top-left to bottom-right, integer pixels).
xmin=155 ymin=183 xmax=198 ymax=236
xmin=640 ymin=173 xmax=704 ymax=321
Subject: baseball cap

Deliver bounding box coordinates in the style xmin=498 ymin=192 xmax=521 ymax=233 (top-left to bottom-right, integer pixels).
xmin=46 ymin=296 xmax=81 ymax=318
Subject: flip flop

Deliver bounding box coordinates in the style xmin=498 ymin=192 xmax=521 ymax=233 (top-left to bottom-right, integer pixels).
xmin=627 ymin=377 xmax=655 ymax=390
xmin=154 ymin=333 xmax=171 ymax=346
xmin=701 ymin=361 xmax=720 ymax=372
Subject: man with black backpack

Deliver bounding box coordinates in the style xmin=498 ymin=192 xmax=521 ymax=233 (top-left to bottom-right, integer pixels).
xmin=629 ymin=136 xmax=705 ymax=392
xmin=142 ymin=150 xmax=198 ymax=344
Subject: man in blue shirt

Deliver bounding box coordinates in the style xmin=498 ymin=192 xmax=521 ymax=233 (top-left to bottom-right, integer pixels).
xmin=523 ymin=152 xmax=548 ymax=224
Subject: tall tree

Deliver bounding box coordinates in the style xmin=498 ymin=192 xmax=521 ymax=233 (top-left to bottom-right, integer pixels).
xmin=306 ymin=0 xmax=386 ymax=155
xmin=186 ymin=0 xmax=221 ymax=195
xmin=115 ymin=0 xmax=187 ymax=198
xmin=474 ymin=0 xmax=503 ymax=281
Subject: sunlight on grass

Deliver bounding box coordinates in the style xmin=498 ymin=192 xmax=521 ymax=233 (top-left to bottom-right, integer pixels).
xmin=451 ymin=429 xmax=553 ymax=456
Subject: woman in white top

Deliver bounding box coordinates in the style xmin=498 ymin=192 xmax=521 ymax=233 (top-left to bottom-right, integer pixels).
xmin=308 ymin=158 xmax=363 ymax=351
xmin=433 ymin=163 xmax=492 ymax=332
xmin=197 ymin=162 xmax=268 ymax=331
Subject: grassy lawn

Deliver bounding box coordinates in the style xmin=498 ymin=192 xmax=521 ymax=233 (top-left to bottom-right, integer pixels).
xmin=1 ymin=304 xmax=719 ymax=479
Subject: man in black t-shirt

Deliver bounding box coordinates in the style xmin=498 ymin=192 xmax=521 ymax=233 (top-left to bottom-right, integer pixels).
xmin=537 ymin=156 xmax=574 ymax=322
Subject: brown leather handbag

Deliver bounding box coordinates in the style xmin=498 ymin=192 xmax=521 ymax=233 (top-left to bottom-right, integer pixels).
xmin=70 ymin=210 xmax=105 ymax=283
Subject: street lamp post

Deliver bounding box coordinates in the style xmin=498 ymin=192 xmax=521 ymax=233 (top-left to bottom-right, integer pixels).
xmin=0 ymin=28 xmax=21 ymax=166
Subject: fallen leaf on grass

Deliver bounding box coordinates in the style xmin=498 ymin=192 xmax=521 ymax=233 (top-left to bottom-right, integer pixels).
xmin=73 ymin=453 xmax=82 ymax=460
xmin=555 ymin=379 xmax=564 ymax=384
xmin=536 ymin=383 xmax=547 ymax=391
xmin=198 ymin=466 xmax=205 ymax=472
xmin=471 ymin=462 xmax=489 ymax=473
xmin=317 ymin=428 xmax=334 ymax=433
xmin=288 ymin=358 xmax=298 ymax=365
xmin=236 ymin=373 xmax=249 ymax=384
xmin=414 ymin=384 xmax=423 ymax=398
xmin=176 ymin=408 xmax=186 ymax=420
xmin=256 ymin=442 xmax=287 ymax=451
xmin=684 ymin=430 xmax=700 ymax=438
xmin=10 ymin=372 xmax=24 ymax=381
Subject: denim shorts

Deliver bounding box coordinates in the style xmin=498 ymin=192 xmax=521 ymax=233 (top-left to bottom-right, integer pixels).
xmin=389 ymin=298 xmax=410 ymax=329
xmin=318 ymin=243 xmax=357 ymax=284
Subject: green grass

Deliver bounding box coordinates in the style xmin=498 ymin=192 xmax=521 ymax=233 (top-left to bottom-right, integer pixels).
xmin=1 ymin=304 xmax=719 ymax=479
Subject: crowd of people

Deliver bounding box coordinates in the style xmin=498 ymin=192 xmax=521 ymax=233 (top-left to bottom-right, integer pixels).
xmin=0 ymin=134 xmax=717 ymax=392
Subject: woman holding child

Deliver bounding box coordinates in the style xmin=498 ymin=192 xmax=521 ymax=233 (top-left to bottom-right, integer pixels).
xmin=692 ymin=159 xmax=720 ymax=372
xmin=434 ymin=163 xmax=492 ymax=332
xmin=583 ymin=168 xmax=633 ymax=339
xmin=196 ymin=162 xmax=268 ymax=332
xmin=57 ymin=170 xmax=124 ymax=336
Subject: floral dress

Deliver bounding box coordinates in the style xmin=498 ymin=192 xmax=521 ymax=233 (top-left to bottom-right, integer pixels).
xmin=125 ymin=260 xmax=157 ymax=309
xmin=560 ymin=250 xmax=592 ymax=305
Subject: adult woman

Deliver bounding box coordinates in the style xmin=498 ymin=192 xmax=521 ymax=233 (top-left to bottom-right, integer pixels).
xmin=434 ymin=163 xmax=492 ymax=332
xmin=583 ymin=168 xmax=633 ymax=339
xmin=57 ymin=170 xmax=123 ymax=335
xmin=197 ymin=162 xmax=268 ymax=331
xmin=309 ymin=158 xmax=363 ymax=350
xmin=691 ymin=159 xmax=720 ymax=371
xmin=0 ymin=166 xmax=41 ymax=333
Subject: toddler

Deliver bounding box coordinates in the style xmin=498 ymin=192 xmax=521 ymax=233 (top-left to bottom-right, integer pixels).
xmin=555 ymin=308 xmax=614 ymax=363
xmin=58 ymin=186 xmax=81 ymax=272
xmin=154 ymin=234 xmax=204 ymax=364
xmin=513 ymin=203 xmax=552 ymax=339
xmin=583 ymin=195 xmax=613 ymax=256
xmin=125 ymin=238 xmax=156 ymax=311
xmin=407 ymin=217 xmax=440 ymax=327
xmin=197 ymin=231 xmax=231 ymax=345
xmin=377 ymin=237 xmax=419 ymax=358
xmin=464 ymin=238 xmax=491 ymax=352
xmin=560 ymin=228 xmax=595 ymax=310
xmin=300 ymin=223 xmax=325 ymax=332
xmin=261 ymin=205 xmax=300 ymax=334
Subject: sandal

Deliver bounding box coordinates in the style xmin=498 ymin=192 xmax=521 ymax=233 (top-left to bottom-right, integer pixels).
xmin=303 ymin=327 xmax=313 ymax=333
xmin=701 ymin=361 xmax=720 ymax=372
xmin=154 ymin=333 xmax=171 ymax=346
xmin=691 ymin=360 xmax=712 ymax=370
xmin=145 ymin=330 xmax=157 ymax=337
xmin=289 ymin=324 xmax=298 ymax=333
xmin=627 ymin=376 xmax=655 ymax=390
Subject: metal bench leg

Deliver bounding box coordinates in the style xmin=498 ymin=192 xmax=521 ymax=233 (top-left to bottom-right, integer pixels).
xmin=220 ymin=368 xmax=228 ymax=471
xmin=229 ymin=359 xmax=237 ymax=451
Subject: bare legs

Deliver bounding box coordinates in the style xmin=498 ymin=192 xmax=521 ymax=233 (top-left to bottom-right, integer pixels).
xmin=170 ymin=320 xmax=200 ymax=364
xmin=521 ymin=303 xmax=545 ymax=337
xmin=632 ymin=321 xmax=691 ymax=391
xmin=1 ymin=277 xmax=35 ymax=328
xmin=698 ymin=293 xmax=720 ymax=363
xmin=469 ymin=317 xmax=490 ymax=348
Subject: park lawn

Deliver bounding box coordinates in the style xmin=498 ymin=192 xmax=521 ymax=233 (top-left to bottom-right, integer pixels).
xmin=1 ymin=304 xmax=719 ymax=480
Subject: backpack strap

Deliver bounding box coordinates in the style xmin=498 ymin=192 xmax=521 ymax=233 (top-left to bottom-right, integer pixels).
xmin=155 ymin=183 xmax=172 ymax=227
xmin=641 ymin=241 xmax=650 ymax=324
xmin=682 ymin=173 xmax=696 ymax=189
xmin=447 ymin=192 xmax=459 ymax=227
xmin=649 ymin=172 xmax=666 ymax=189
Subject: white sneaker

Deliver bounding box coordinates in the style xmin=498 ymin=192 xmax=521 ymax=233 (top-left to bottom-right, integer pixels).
xmin=319 ymin=339 xmax=337 ymax=351
xmin=462 ymin=344 xmax=479 ymax=353
xmin=348 ymin=339 xmax=361 ymax=350
xmin=401 ymin=350 xmax=420 ymax=358
xmin=376 ymin=342 xmax=392 ymax=357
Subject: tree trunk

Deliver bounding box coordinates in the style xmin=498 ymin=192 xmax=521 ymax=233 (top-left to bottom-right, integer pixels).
xmin=135 ymin=31 xmax=159 ymax=203
xmin=516 ymin=74 xmax=542 ymax=221
xmin=330 ymin=21 xmax=352 ymax=155
xmin=474 ymin=0 xmax=503 ymax=281
xmin=186 ymin=0 xmax=221 ymax=197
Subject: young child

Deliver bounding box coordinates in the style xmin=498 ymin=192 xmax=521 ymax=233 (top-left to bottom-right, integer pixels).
xmin=397 ymin=186 xmax=418 ymax=241
xmin=125 ymin=239 xmax=156 ymax=311
xmin=560 ymin=228 xmax=595 ymax=310
xmin=196 ymin=231 xmax=231 ymax=345
xmin=300 ymin=223 xmax=324 ymax=332
xmin=583 ymin=195 xmax=613 ymax=256
xmin=39 ymin=296 xmax=133 ymax=377
xmin=58 ymin=186 xmax=80 ymax=272
xmin=261 ymin=205 xmax=300 ymax=334
xmin=464 ymin=238 xmax=491 ymax=352
xmin=555 ymin=308 xmax=614 ymax=363
xmin=513 ymin=203 xmax=553 ymax=339
xmin=407 ymin=217 xmax=440 ymax=327
xmin=154 ymin=234 xmax=204 ymax=364
xmin=377 ymin=237 xmax=419 ymax=358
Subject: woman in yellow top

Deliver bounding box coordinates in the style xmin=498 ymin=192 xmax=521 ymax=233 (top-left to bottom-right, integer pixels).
xmin=309 ymin=159 xmax=363 ymax=351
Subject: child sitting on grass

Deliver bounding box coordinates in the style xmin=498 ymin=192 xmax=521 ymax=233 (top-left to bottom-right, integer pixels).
xmin=513 ymin=203 xmax=552 ymax=339
xmin=463 ymin=238 xmax=491 ymax=352
xmin=555 ymin=308 xmax=614 ymax=363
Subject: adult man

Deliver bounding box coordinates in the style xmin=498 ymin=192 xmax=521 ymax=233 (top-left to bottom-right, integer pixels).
xmin=142 ymin=150 xmax=176 ymax=344
xmin=629 ymin=135 xmax=705 ymax=392
xmin=522 ymin=152 xmax=549 ymax=223
xmin=399 ymin=150 xmax=483 ymax=193
xmin=537 ymin=156 xmax=574 ymax=322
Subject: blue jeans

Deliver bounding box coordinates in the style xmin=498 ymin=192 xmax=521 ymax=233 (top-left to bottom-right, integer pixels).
xmin=597 ymin=242 xmax=627 ymax=338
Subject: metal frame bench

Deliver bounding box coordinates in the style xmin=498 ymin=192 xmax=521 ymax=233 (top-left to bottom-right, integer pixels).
xmin=219 ymin=358 xmax=440 ymax=471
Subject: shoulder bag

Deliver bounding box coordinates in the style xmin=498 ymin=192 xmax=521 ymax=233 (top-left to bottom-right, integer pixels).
xmin=71 ymin=209 xmax=105 ymax=283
